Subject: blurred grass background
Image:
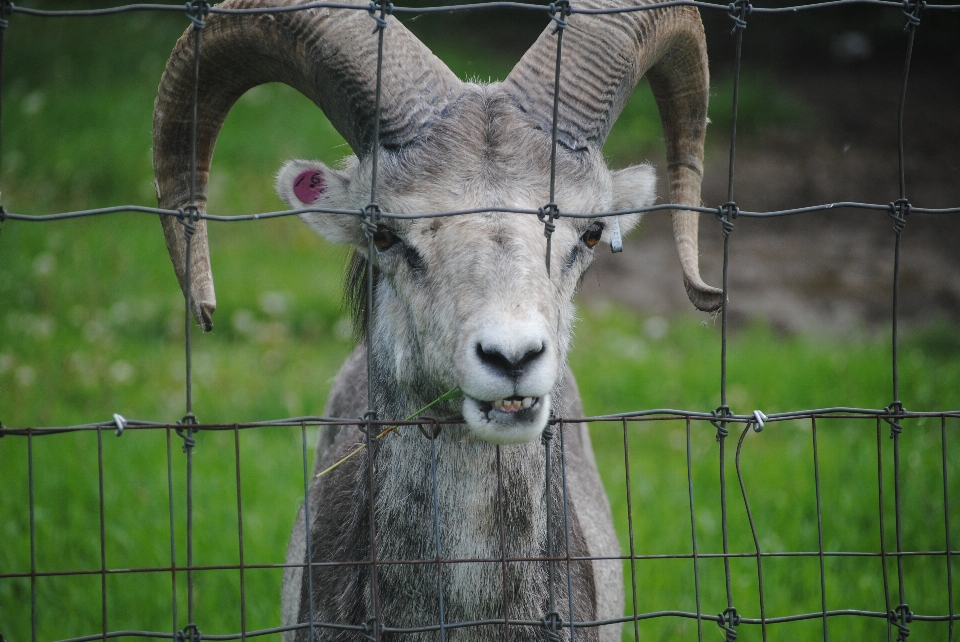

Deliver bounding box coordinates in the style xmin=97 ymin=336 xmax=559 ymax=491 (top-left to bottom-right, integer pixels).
xmin=1 ymin=3 xmax=958 ymax=642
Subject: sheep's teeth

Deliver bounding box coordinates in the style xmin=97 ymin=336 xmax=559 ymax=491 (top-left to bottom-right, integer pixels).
xmin=491 ymin=397 xmax=537 ymax=413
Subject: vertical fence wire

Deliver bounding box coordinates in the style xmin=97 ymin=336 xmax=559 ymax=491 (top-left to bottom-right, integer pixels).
xmin=28 ymin=429 xmax=37 ymax=642
xmin=891 ymin=420 xmax=908 ymax=641
xmin=621 ymin=420 xmax=640 ymax=642
xmin=233 ymin=426 xmax=248 ymax=642
xmin=887 ymin=6 xmax=922 ymax=639
xmin=876 ymin=418 xmax=894 ymax=642
xmin=183 ymin=10 xmax=203 ymax=425
xmin=543 ymin=6 xmax=571 ymax=642
xmin=811 ymin=418 xmax=829 ymax=642
xmin=496 ymin=445 xmax=511 ymax=642
xmin=545 ymin=11 xmax=569 ymax=635
xmin=943 ymin=416 xmax=956 ymax=642
xmin=165 ymin=428 xmax=179 ymax=640
xmin=715 ymin=4 xmax=747 ymax=637
xmin=363 ymin=6 xmax=390 ymax=640
xmin=427 ymin=426 xmax=447 ymax=642
xmin=685 ymin=417 xmax=704 ymax=642
xmin=178 ymin=8 xmax=206 ymax=639
xmin=184 ymin=421 xmax=196 ymax=634
xmin=97 ymin=427 xmax=108 ymax=642
xmin=717 ymin=416 xmax=735 ymax=640
xmin=718 ymin=0 xmax=747 ymax=416
xmin=558 ymin=420 xmax=577 ymax=642
xmin=301 ymin=423 xmax=317 ymax=642
xmin=539 ymin=0 xmax=569 ymax=276
xmin=543 ymin=426 xmax=559 ymax=640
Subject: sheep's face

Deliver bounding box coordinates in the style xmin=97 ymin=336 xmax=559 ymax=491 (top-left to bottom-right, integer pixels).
xmin=276 ymin=85 xmax=655 ymax=444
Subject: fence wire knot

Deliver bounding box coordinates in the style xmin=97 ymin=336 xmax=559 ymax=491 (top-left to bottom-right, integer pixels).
xmin=885 ymin=401 xmax=905 ymax=437
xmin=184 ymin=0 xmax=209 ymax=29
xmin=888 ymin=198 xmax=910 ymax=233
xmin=538 ymin=203 xmax=560 ymax=239
xmin=712 ymin=405 xmax=733 ymax=441
xmin=176 ymin=624 xmax=202 ymax=642
xmin=717 ymin=607 xmax=741 ymax=640
xmin=541 ymin=611 xmax=563 ymax=642
xmin=727 ymin=0 xmax=751 ymax=33
xmin=361 ymin=203 xmax=381 ymax=239
xmin=548 ymin=0 xmax=571 ymax=34
xmin=417 ymin=416 xmax=441 ymax=440
xmin=358 ymin=410 xmax=379 ymax=436
xmin=902 ymin=0 xmax=924 ymax=30
xmin=177 ymin=205 xmax=201 ymax=239
xmin=716 ymin=202 xmax=738 ymax=237
xmin=889 ymin=603 xmax=913 ymax=640
xmin=361 ymin=615 xmax=379 ymax=642
xmin=176 ymin=413 xmax=198 ymax=451
xmin=112 ymin=413 xmax=127 ymax=437
xmin=367 ymin=0 xmax=393 ymax=33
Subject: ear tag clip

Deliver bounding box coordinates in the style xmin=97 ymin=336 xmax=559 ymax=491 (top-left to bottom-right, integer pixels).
xmin=609 ymin=216 xmax=623 ymax=253
xmin=293 ymin=169 xmax=325 ymax=204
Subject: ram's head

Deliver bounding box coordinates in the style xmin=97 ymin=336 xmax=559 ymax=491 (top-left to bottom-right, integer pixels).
xmin=154 ymin=0 xmax=720 ymax=443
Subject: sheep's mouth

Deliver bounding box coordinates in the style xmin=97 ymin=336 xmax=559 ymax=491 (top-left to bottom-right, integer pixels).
xmin=475 ymin=395 xmax=541 ymax=416
xmin=461 ymin=393 xmax=550 ymax=444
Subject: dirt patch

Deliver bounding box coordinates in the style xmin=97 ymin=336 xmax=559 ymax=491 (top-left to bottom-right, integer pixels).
xmin=582 ymin=68 xmax=960 ymax=333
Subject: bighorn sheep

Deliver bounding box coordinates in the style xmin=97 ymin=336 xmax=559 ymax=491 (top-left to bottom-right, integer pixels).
xmin=154 ymin=0 xmax=720 ymax=639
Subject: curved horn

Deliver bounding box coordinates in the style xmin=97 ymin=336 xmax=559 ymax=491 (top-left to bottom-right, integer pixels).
xmin=503 ymin=0 xmax=722 ymax=312
xmin=154 ymin=0 xmax=461 ymax=330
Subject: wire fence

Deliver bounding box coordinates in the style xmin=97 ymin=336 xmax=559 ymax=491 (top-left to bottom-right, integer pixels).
xmin=0 ymin=0 xmax=958 ymax=641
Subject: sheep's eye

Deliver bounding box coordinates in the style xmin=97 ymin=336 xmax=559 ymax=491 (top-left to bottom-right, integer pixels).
xmin=581 ymin=222 xmax=604 ymax=249
xmin=372 ymin=225 xmax=398 ymax=251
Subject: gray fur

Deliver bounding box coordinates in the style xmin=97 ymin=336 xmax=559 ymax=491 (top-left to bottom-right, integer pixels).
xmin=283 ymin=346 xmax=622 ymax=642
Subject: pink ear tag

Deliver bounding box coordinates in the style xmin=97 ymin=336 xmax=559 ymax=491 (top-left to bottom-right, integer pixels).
xmin=293 ymin=170 xmax=325 ymax=204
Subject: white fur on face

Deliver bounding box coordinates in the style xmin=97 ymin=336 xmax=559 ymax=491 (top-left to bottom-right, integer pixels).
xmin=450 ymin=239 xmax=560 ymax=443
xmin=275 ymin=85 xmax=657 ymax=443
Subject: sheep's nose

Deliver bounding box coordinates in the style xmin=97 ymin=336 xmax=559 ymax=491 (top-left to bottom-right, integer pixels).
xmin=475 ymin=341 xmax=546 ymax=380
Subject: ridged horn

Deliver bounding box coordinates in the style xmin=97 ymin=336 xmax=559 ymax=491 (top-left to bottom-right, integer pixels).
xmin=154 ymin=0 xmax=462 ymax=330
xmin=503 ymin=0 xmax=722 ymax=312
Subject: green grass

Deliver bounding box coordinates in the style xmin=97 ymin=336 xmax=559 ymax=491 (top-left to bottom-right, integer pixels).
xmin=573 ymin=309 xmax=960 ymax=641
xmin=1 ymin=6 xmax=957 ymax=642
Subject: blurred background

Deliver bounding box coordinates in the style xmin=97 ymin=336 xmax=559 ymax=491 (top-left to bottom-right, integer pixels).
xmin=1 ymin=1 xmax=958 ymax=641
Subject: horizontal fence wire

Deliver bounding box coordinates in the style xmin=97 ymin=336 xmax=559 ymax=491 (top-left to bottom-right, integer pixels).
xmin=5 ymin=0 xmax=960 ymax=18
xmin=1 ymin=1 xmax=958 ymax=642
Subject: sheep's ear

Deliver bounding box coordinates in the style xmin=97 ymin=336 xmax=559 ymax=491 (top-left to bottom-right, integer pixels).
xmin=604 ymin=164 xmax=657 ymax=248
xmin=276 ymin=159 xmax=365 ymax=245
